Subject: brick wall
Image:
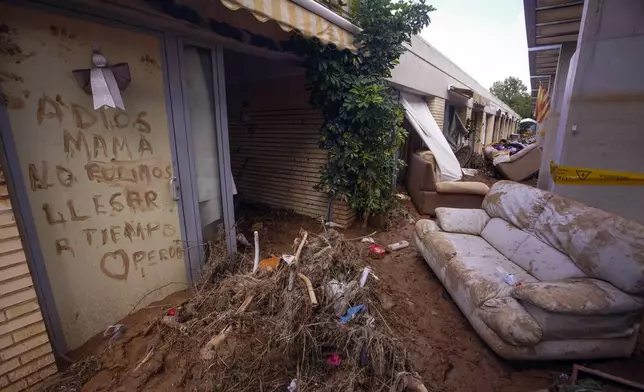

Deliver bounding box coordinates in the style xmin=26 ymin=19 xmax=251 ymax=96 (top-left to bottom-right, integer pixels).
xmin=331 ymin=200 xmax=355 ymax=228
xmin=228 ymin=76 xmax=331 ymax=221
xmin=425 ymin=96 xmax=446 ymax=131
xmin=0 ymin=167 xmax=56 ymax=392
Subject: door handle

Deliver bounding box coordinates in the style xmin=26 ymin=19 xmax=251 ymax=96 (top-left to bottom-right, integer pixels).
xmin=170 ymin=177 xmax=179 ymax=201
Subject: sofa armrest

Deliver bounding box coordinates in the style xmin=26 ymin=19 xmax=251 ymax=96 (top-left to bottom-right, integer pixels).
xmin=435 ymin=208 xmax=490 ymax=235
xmin=415 ymin=219 xmax=441 ymax=237
xmin=436 ymin=181 xmax=490 ymax=195
xmin=511 ymin=279 xmax=644 ymax=315
xmin=479 ymin=297 xmax=543 ymax=346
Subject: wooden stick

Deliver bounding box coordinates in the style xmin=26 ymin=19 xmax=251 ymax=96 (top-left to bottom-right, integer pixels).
xmin=346 ymin=231 xmax=378 ymax=241
xmin=288 ymin=231 xmax=308 ymax=291
xmin=571 ymin=364 xmax=644 ymax=391
xmin=297 ymin=273 xmax=318 ymax=307
xmin=236 ymin=294 xmax=254 ymax=314
xmin=133 ymin=348 xmax=154 ymax=372
xmin=200 ymin=295 xmax=254 ymax=360
xmin=208 ymin=326 xmax=232 ymax=349
xmin=252 ymin=231 xmax=260 ymax=273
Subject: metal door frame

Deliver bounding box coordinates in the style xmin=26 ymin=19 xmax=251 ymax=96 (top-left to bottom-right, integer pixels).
xmin=168 ymin=36 xmax=237 ymax=281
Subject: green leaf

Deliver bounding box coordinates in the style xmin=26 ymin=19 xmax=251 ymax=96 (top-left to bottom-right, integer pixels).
xmin=287 ymin=0 xmax=434 ymax=218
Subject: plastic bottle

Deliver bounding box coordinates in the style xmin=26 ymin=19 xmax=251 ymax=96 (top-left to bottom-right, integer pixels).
xmin=496 ymin=266 xmax=519 ymax=286
xmin=360 ymin=266 xmax=371 ymax=287
xmin=504 ymin=273 xmax=519 ymax=286
xmin=388 ymin=240 xmax=409 ymax=251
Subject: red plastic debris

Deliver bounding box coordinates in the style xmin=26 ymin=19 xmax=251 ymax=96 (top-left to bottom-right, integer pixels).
xmin=327 ymin=353 xmax=342 ymax=367
xmin=167 ymin=307 xmax=177 ymax=316
xmin=369 ymin=244 xmax=386 ymax=258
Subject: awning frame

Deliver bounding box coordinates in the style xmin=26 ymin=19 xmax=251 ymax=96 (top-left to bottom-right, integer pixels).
xmin=219 ymin=0 xmax=358 ymax=51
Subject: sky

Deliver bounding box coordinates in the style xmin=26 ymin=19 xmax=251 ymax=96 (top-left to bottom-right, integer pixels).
xmin=420 ymin=0 xmax=531 ymax=93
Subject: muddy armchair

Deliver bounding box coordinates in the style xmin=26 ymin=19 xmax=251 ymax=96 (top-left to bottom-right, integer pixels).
xmin=406 ymin=151 xmax=489 ymax=215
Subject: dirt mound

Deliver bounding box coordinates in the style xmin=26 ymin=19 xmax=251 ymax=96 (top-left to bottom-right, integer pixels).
xmin=42 ymin=229 xmax=426 ymax=392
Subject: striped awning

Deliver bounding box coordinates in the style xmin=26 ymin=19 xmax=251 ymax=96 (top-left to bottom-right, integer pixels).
xmin=219 ymin=0 xmax=357 ymax=51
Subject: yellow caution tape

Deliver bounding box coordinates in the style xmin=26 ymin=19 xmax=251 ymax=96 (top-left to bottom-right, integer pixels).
xmin=550 ymin=161 xmax=644 ymax=185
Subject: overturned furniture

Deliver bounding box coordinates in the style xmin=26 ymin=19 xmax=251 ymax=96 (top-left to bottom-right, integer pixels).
xmin=415 ymin=181 xmax=644 ymax=360
xmin=406 ymin=151 xmax=489 ymax=215
xmin=483 ymin=143 xmax=541 ymax=182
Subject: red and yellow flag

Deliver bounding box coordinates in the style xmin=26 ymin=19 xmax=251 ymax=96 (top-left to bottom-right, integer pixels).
xmin=535 ymin=83 xmax=551 ymax=123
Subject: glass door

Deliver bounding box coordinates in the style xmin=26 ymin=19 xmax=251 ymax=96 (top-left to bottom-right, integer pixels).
xmin=176 ymin=42 xmax=235 ymax=273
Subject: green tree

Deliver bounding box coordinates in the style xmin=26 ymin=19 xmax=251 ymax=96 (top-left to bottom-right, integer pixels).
xmin=289 ymin=0 xmax=434 ymax=224
xmin=490 ymin=76 xmax=533 ymax=119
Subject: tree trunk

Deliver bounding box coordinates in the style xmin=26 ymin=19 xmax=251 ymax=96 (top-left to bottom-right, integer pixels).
xmin=362 ymin=211 xmax=370 ymax=229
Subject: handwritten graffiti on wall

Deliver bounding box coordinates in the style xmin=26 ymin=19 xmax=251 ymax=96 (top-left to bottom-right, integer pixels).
xmin=27 ymin=94 xmax=183 ymax=281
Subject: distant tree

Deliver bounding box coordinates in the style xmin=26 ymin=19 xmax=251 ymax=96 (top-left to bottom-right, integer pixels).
xmin=490 ymin=77 xmax=533 ymax=119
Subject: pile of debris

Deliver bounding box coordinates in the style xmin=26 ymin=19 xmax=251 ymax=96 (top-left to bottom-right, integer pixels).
xmin=44 ymin=229 xmax=427 ymax=392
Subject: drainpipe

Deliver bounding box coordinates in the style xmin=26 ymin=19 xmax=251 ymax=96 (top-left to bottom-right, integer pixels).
xmin=291 ymin=0 xmax=361 ymax=34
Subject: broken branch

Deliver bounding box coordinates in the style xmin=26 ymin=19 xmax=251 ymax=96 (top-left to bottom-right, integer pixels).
xmin=133 ymin=348 xmax=154 ymax=372
xmin=288 ymin=231 xmax=308 ymax=291
xmin=200 ymin=295 xmax=254 ymax=360
xmin=297 ymin=273 xmax=318 ymax=307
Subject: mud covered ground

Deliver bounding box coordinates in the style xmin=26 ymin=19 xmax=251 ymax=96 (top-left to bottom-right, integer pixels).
xmin=61 ymin=200 xmax=643 ymax=392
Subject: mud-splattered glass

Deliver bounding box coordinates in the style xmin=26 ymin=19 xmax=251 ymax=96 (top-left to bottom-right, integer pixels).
xmin=183 ymin=46 xmax=225 ymax=240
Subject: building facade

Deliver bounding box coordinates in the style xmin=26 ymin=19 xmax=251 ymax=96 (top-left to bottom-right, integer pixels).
xmin=524 ymin=0 xmax=644 ymax=224
xmin=0 ymin=1 xmax=518 ymax=389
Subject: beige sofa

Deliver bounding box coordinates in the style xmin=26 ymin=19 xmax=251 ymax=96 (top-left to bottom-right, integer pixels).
xmin=406 ymin=151 xmax=489 ymax=215
xmin=483 ymin=143 xmax=541 ymax=182
xmin=415 ymin=181 xmax=644 ymax=360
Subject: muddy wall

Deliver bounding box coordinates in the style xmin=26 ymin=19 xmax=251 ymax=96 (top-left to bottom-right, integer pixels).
xmin=0 ymin=4 xmax=186 ymax=350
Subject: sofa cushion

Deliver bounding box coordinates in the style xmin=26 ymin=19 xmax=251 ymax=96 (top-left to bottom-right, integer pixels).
xmin=436 ymin=182 xmax=490 ymax=195
xmin=533 ymin=195 xmax=644 ymax=295
xmin=481 ymin=218 xmax=586 ymax=281
xmin=435 ymin=208 xmax=490 ymax=235
xmin=508 ymin=234 xmax=586 ymax=281
xmin=482 ymin=181 xmax=553 ymax=231
xmin=420 ymin=232 xmax=501 ymax=263
xmin=443 ymin=253 xmax=539 ymax=308
xmin=439 ymin=233 xmax=503 ymax=258
xmin=511 ymin=279 xmax=644 ymax=315
xmin=479 ymin=297 xmax=543 ymax=345
xmin=522 ymin=302 xmax=640 ymax=340
xmin=481 ymin=218 xmax=530 ymax=260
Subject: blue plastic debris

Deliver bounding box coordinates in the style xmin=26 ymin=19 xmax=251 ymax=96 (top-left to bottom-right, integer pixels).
xmin=339 ymin=304 xmax=366 ymax=324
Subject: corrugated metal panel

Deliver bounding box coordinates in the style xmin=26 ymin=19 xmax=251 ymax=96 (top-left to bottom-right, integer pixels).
xmin=229 ymin=108 xmax=330 ymax=219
